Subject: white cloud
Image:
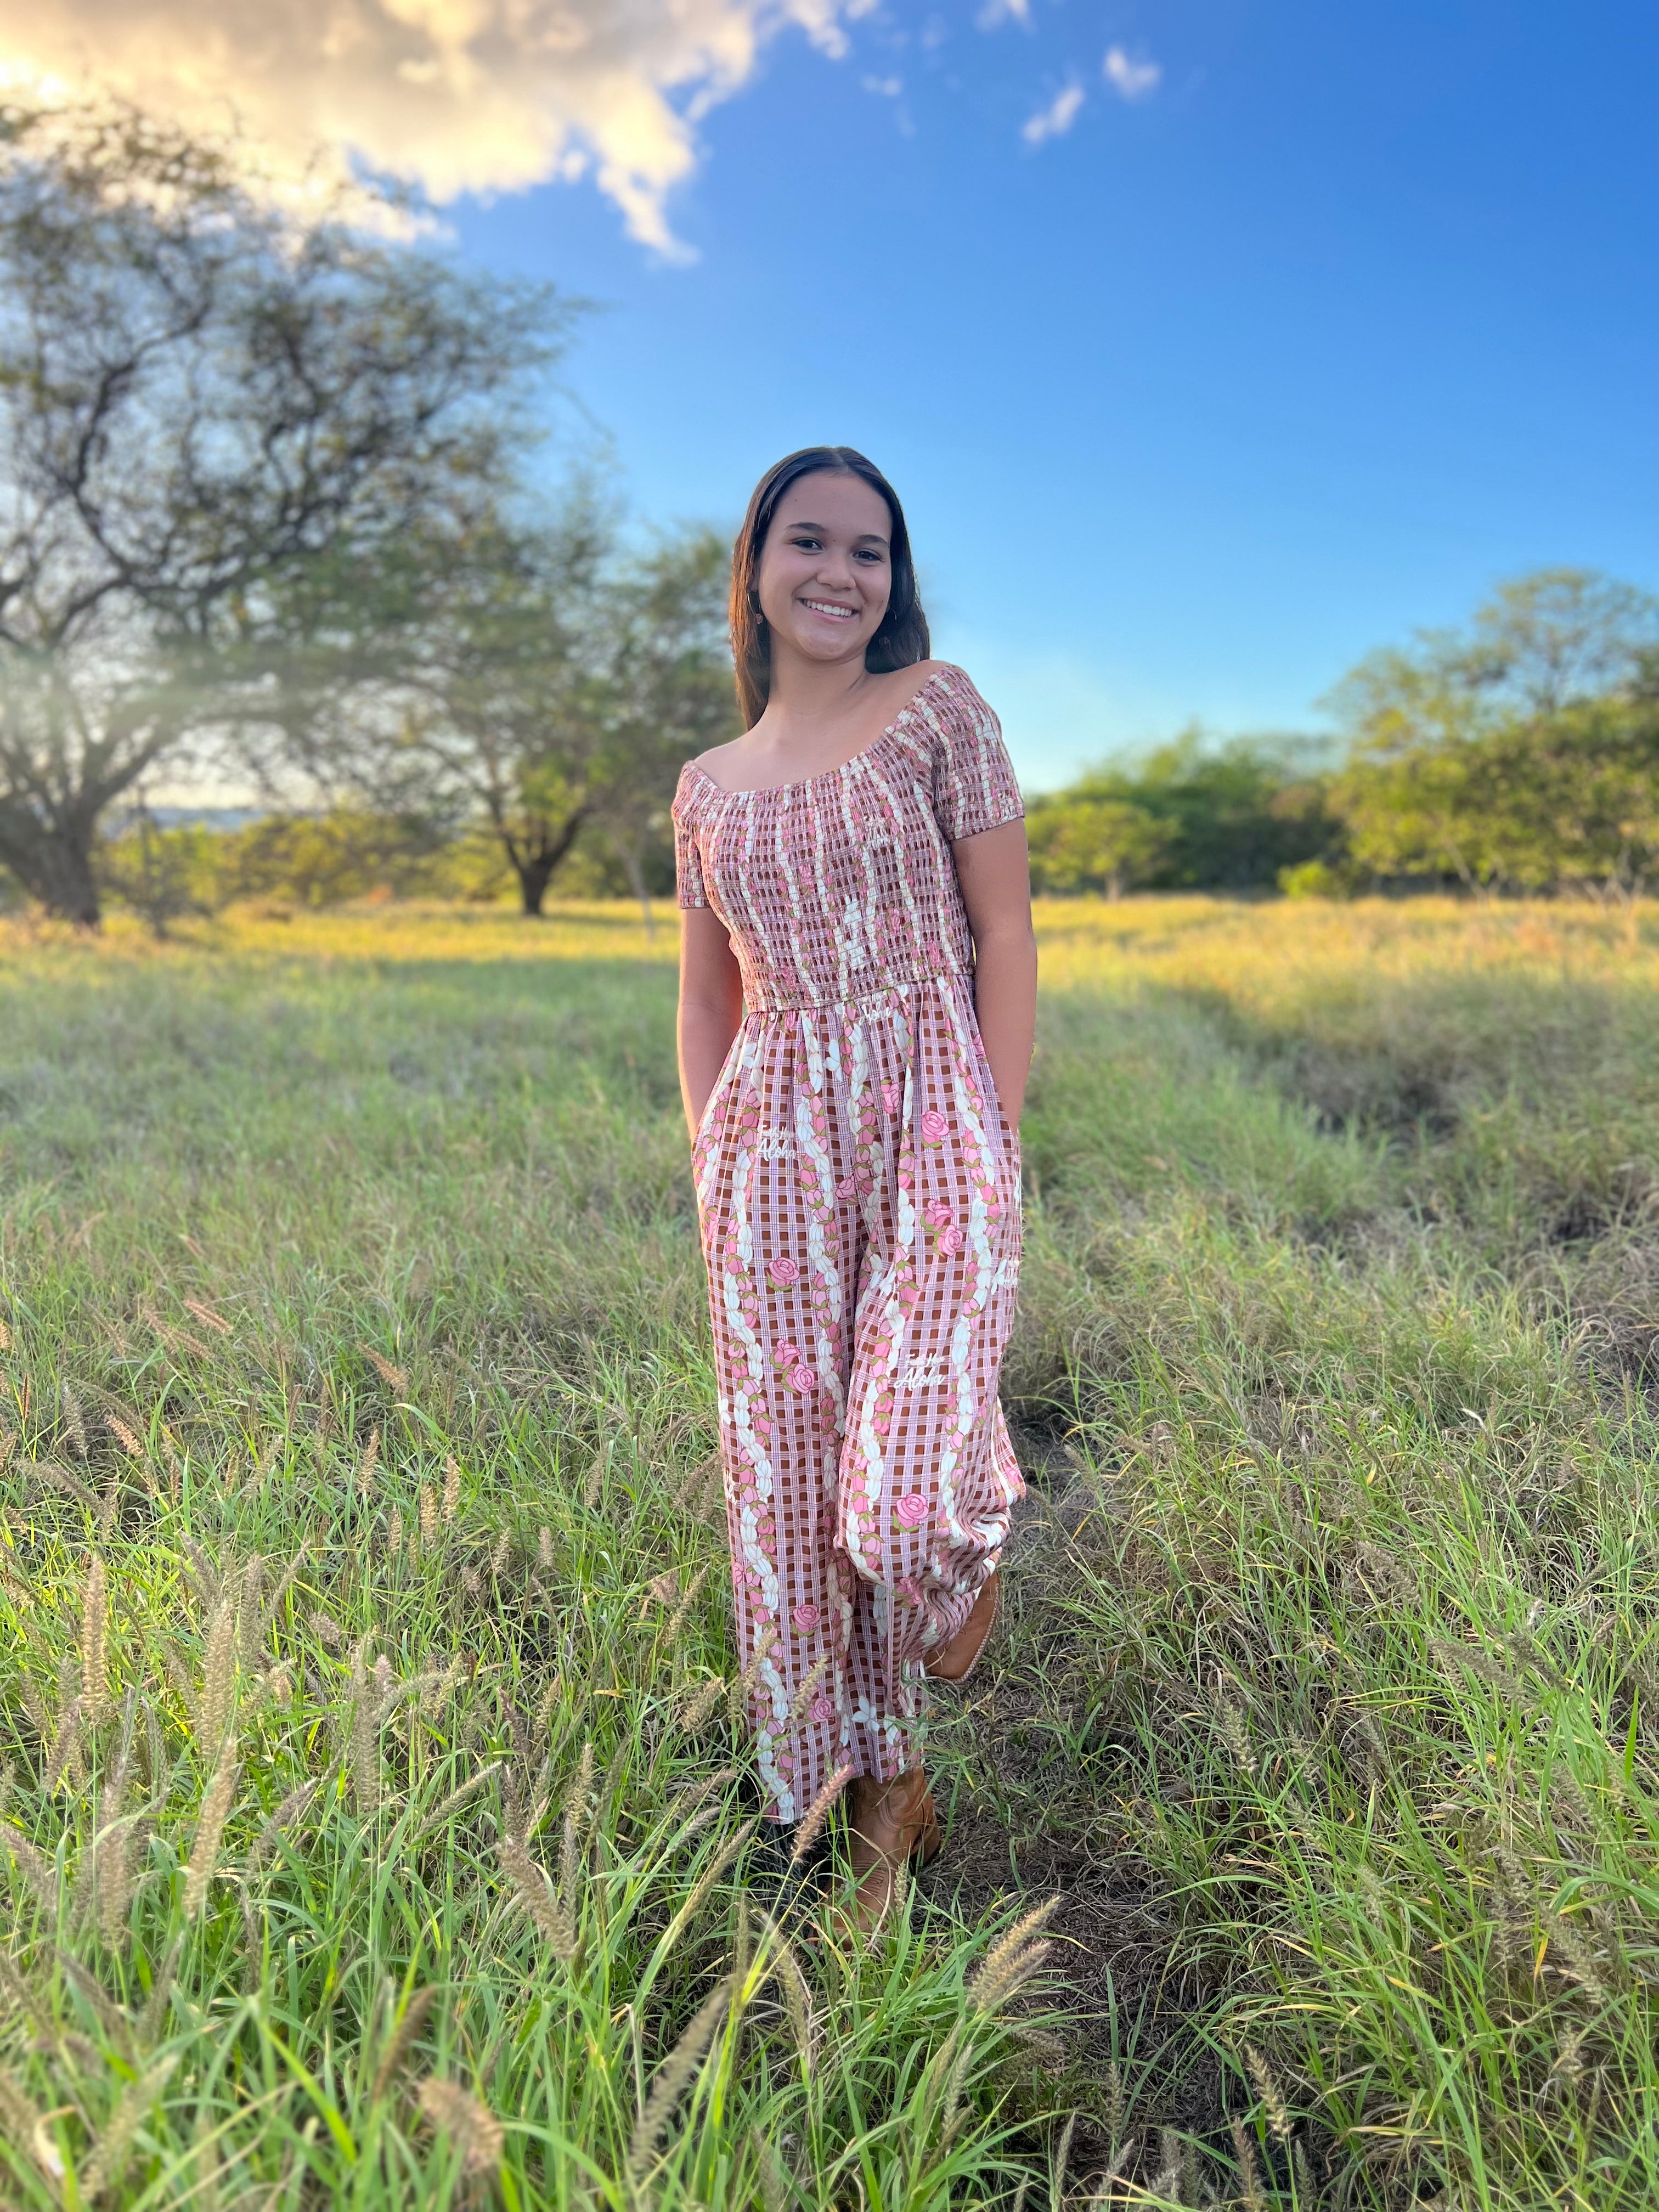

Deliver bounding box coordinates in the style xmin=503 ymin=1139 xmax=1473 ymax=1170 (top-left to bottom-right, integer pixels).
xmin=861 ymin=74 xmax=903 ymax=97
xmin=0 ymin=0 xmax=865 ymax=256
xmin=1020 ymin=83 xmax=1083 ymax=145
xmin=1103 ymin=46 xmax=1161 ymax=100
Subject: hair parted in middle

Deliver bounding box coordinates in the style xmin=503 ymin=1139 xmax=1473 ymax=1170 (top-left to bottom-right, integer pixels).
xmin=729 ymin=446 xmax=930 ymax=728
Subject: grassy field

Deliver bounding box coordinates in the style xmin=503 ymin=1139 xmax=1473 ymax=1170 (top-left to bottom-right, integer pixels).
xmin=2 ymin=893 xmax=1657 ymax=2210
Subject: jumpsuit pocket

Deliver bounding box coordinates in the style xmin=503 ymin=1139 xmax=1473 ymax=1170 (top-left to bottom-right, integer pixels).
xmin=693 ymin=1026 xmax=747 ymax=1150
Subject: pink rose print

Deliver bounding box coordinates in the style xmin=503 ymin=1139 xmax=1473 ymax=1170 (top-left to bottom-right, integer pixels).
xmin=894 ymin=1492 xmax=930 ymax=1527
xmin=881 ymin=1081 xmax=902 ymax=1114
xmin=922 ymin=1199 xmax=953 ymax=1229
xmin=772 ymin=1341 xmax=800 ymax=1367
xmin=919 ymin=1108 xmax=949 ymax=1145
xmin=809 ymin=1696 xmax=836 ymax=1723
xmin=834 ymin=1175 xmax=857 ymax=1201
xmin=768 ymin=1255 xmax=800 ymax=1285
xmin=788 ymin=1363 xmax=817 ymax=1395
xmin=937 ymin=1224 xmax=966 ymax=1255
xmin=792 ymin=1602 xmax=820 ymax=1630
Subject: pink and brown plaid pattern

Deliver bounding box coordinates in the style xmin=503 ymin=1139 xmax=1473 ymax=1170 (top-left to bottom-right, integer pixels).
xmin=674 ymin=665 xmax=1026 ymax=1821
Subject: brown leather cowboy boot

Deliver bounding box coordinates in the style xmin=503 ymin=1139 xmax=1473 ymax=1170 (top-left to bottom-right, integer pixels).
xmin=924 ymin=1572 xmax=999 ymax=1684
xmin=842 ymin=1767 xmax=943 ymax=1935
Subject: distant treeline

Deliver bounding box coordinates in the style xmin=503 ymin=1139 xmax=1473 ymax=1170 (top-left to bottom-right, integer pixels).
xmin=1029 ymin=571 xmax=1659 ymax=902
xmin=82 ymin=805 xmax=661 ymax=929
xmin=61 ymin=566 xmax=1659 ymax=929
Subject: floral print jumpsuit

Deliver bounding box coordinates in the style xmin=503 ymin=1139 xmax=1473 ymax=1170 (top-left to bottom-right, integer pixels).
xmin=673 ymin=664 xmax=1026 ymax=1824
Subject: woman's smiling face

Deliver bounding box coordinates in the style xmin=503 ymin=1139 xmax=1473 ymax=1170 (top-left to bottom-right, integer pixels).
xmin=755 ymin=470 xmax=894 ymax=669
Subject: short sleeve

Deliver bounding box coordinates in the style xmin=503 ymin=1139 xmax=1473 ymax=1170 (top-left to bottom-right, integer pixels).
xmin=672 ymin=766 xmax=708 ymax=908
xmin=930 ymin=670 xmax=1025 ymax=842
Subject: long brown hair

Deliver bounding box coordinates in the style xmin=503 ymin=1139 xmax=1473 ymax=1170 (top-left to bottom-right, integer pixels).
xmin=730 ymin=447 xmax=930 ymax=728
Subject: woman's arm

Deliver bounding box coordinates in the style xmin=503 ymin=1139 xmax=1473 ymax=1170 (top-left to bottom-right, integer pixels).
xmin=952 ymin=819 xmax=1037 ymax=1127
xmin=678 ymin=904 xmax=746 ymax=1138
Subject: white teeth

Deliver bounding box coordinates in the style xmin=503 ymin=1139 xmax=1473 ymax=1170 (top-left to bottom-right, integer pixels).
xmin=803 ymin=599 xmax=855 ymax=618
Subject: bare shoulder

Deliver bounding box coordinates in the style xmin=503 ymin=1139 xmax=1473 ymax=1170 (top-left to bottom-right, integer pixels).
xmin=689 ymin=731 xmax=754 ymax=776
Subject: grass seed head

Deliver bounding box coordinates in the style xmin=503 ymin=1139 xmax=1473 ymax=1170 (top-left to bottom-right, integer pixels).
xmin=532 ymin=1673 xmax=565 ymax=1729
xmin=788 ymin=1761 xmax=853 ymax=1868
xmin=498 ymin=1833 xmax=579 ymax=1962
xmin=966 ymin=1896 xmax=1059 ymax=2013
xmin=104 ymin=1412 xmax=143 ymax=1457
xmin=676 ymin=1817 xmax=757 ymax=1929
xmin=1 ymin=1820 xmax=59 ymax=1908
xmin=349 ymin=1640 xmax=383 ymax=1815
xmin=360 ymin=1346 xmax=409 ymax=1393
xmin=238 ymin=1557 xmax=266 ymax=1672
xmin=355 ymin=1424 xmax=381 ymax=1499
xmin=663 ymin=1563 xmax=710 ymax=1647
xmin=43 ymin=1681 xmax=83 ymax=1795
xmin=1548 ymin=1912 xmax=1615 ymax=2003
xmin=761 ymin=1918 xmax=818 ymax=2078
xmin=0 ymin=2065 xmax=63 ymax=2182
xmin=417 ymin=2078 xmax=504 ymax=2180
xmin=677 ymin=1678 xmax=725 ymax=1735
xmin=1105 ymin=2059 xmax=1125 ymax=2149
xmin=1215 ymin=1695 xmax=1258 ymax=1782
xmin=420 ymin=1483 xmax=438 ymax=1542
xmin=249 ymin=1776 xmax=319 ymax=1870
xmin=730 ymin=1621 xmax=778 ymax=1734
xmin=97 ymin=1816 xmax=140 ymax=1949
xmin=442 ymin=1454 xmax=461 ymax=1522
xmin=183 ymin=1755 xmax=239 ymax=1919
xmin=785 ymin=1651 xmax=832 ymax=1730
xmin=197 ymin=1598 xmax=237 ymax=1758
xmin=19 ymin=1675 xmax=52 ymax=1742
xmin=626 ymin=1976 xmax=731 ymax=2189
xmin=80 ymin=2052 xmax=178 ymax=2200
xmin=80 ymin=1551 xmax=109 ymax=1726
xmin=60 ymin=1384 xmax=88 ymax=1460
xmin=560 ymin=1743 xmax=596 ymax=1899
xmin=1243 ymin=2045 xmax=1291 ymax=2140
xmin=1231 ymin=2116 xmax=1268 ymax=2212
xmin=751 ymin=2125 xmax=793 ymax=2212
xmin=370 ymin=1984 xmax=439 ymax=2103
xmin=538 ymin=1524 xmax=554 ymax=1571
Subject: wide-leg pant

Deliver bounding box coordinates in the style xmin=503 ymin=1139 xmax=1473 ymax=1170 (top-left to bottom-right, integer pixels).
xmin=691 ymin=974 xmax=1024 ymax=1825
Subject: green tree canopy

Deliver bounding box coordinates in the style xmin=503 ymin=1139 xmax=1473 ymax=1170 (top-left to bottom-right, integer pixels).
xmin=1026 ymin=730 xmax=1335 ymax=897
xmin=1328 ymin=568 xmax=1659 ymax=896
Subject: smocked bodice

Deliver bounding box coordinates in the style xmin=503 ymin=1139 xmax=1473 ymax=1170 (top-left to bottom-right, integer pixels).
xmin=672 ymin=665 xmax=1024 ymax=1013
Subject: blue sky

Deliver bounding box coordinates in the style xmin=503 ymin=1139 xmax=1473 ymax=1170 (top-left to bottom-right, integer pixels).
xmin=22 ymin=0 xmax=1655 ymax=789
xmin=449 ymin=0 xmax=1658 ymax=785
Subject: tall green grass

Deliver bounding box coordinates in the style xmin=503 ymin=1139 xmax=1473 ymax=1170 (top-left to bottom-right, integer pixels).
xmin=2 ymin=896 xmax=1656 ymax=2207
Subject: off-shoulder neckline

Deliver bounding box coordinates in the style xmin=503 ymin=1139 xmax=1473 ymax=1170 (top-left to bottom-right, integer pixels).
xmin=684 ymin=665 xmax=956 ymax=800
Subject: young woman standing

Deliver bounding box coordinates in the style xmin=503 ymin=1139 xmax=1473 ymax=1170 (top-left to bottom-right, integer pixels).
xmin=674 ymin=447 xmax=1036 ymax=1929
